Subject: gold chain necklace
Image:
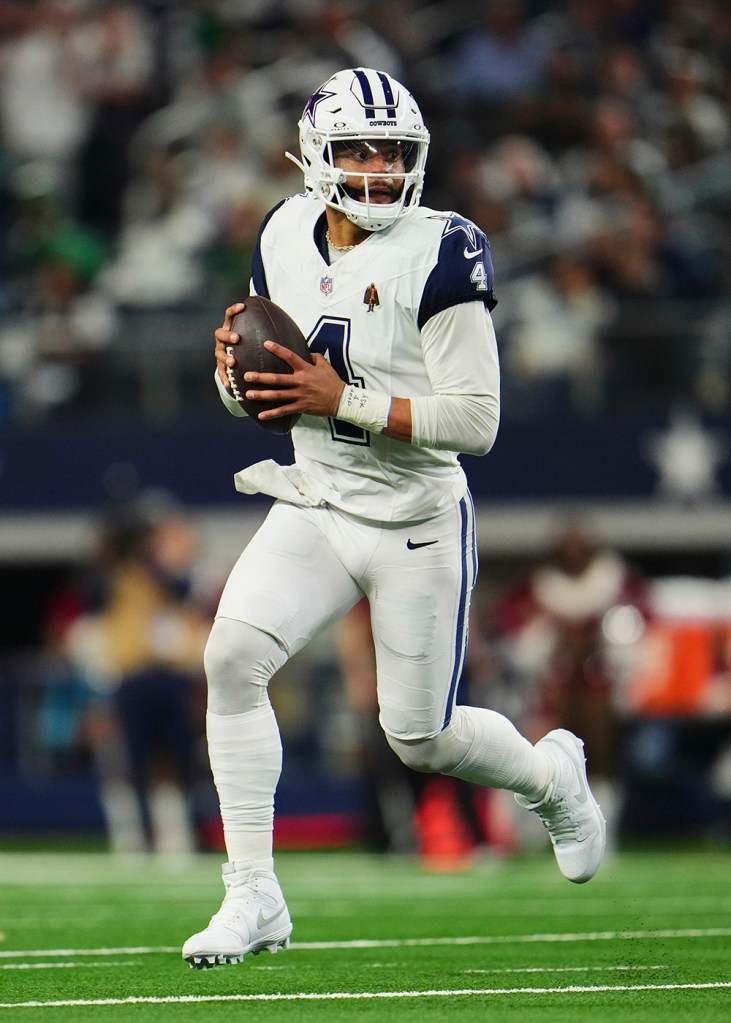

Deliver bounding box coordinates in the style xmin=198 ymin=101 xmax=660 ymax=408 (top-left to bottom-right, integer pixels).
xmin=326 ymin=229 xmax=357 ymax=252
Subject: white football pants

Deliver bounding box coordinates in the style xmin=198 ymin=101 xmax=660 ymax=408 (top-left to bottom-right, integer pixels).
xmin=215 ymin=494 xmax=477 ymax=738
xmin=205 ymin=495 xmax=550 ymax=862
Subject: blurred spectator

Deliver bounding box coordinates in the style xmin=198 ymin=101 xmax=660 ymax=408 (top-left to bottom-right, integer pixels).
xmin=356 ymin=0 xmax=432 ymax=68
xmin=502 ymin=253 xmax=614 ymax=416
xmin=183 ymin=120 xmax=262 ymax=226
xmin=100 ymin=30 xmax=265 ymax=304
xmin=478 ymin=135 xmax=562 ymax=244
xmin=128 ymin=36 xmax=254 ymax=170
xmin=586 ymin=95 xmax=667 ymax=182
xmin=621 ymin=575 xmax=731 ymax=841
xmin=102 ymin=115 xmax=270 ymax=306
xmin=489 ymin=521 xmax=651 ymax=844
xmin=36 ymin=560 xmax=98 ymax=775
xmin=68 ymin=493 xmax=210 ymax=856
xmin=99 ymin=141 xmax=214 ymax=306
xmin=0 ymin=0 xmax=89 ymax=206
xmin=590 ymin=195 xmax=723 ymax=409
xmin=654 ymin=33 xmax=730 ymax=158
xmin=307 ymin=1 xmax=406 ymax=80
xmin=201 ymin=198 xmax=265 ymax=304
xmin=446 ymin=0 xmax=553 ymax=105
xmin=0 ymin=217 xmax=116 ymax=422
xmin=73 ymin=0 xmax=156 ymax=238
xmin=532 ymin=44 xmax=592 ymax=157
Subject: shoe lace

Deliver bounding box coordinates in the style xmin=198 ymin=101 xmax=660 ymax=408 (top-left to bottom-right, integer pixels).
xmin=533 ymin=791 xmax=579 ymax=843
xmin=208 ymin=880 xmax=257 ymax=928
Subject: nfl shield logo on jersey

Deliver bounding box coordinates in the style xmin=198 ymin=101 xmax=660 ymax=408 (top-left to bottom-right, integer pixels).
xmin=320 ymin=275 xmax=334 ymax=296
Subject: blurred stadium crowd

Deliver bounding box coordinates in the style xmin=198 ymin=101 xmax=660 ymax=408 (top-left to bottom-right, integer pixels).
xmin=0 ymin=0 xmax=730 ymax=423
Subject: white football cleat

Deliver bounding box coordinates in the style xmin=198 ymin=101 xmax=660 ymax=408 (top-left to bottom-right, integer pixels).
xmin=182 ymin=861 xmax=292 ymax=968
xmin=515 ymin=729 xmax=606 ymax=884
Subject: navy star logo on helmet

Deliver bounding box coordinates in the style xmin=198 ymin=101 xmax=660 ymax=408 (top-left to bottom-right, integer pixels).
xmin=303 ymin=85 xmax=337 ymax=126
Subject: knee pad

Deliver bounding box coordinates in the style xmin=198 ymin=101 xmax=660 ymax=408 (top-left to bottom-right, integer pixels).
xmin=385 ymin=715 xmax=472 ymax=775
xmin=204 ymin=617 xmax=287 ymax=716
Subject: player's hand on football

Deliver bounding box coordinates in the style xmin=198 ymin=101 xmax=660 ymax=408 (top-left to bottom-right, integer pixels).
xmin=214 ymin=302 xmax=245 ymax=389
xmin=244 ymin=340 xmax=345 ymax=421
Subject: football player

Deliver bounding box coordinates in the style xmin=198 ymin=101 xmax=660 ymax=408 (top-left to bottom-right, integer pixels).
xmin=183 ymin=68 xmax=605 ymax=968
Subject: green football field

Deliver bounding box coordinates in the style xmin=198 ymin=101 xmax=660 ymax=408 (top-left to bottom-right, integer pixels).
xmin=0 ymin=847 xmax=729 ymax=1021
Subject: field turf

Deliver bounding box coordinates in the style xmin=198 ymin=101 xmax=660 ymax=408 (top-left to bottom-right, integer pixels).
xmin=0 ymin=847 xmax=729 ymax=1021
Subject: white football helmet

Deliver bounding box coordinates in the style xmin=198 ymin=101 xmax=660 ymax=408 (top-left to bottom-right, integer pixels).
xmin=287 ymin=68 xmax=430 ymax=232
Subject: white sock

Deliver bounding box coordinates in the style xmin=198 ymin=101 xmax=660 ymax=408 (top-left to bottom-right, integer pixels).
xmin=448 ymin=707 xmax=552 ymax=801
xmin=206 ymin=702 xmax=282 ymax=869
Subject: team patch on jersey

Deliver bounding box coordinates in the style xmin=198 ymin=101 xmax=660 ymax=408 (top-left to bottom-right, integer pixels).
xmin=320 ymin=275 xmax=334 ymax=296
xmin=363 ymin=282 xmax=380 ymax=312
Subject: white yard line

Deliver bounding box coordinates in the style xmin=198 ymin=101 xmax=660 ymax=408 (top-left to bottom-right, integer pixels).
xmin=0 ymin=962 xmax=137 ymax=970
xmin=295 ymin=927 xmax=731 ymax=949
xmin=1 ymin=926 xmax=730 ymax=959
xmin=1 ymin=982 xmax=731 ymax=1009
xmin=462 ymin=965 xmax=670 ymax=975
xmin=0 ymin=947 xmax=177 ymax=959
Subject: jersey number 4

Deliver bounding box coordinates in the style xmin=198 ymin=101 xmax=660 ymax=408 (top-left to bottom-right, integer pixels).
xmin=308 ymin=317 xmax=369 ymax=446
xmin=470 ymin=261 xmax=489 ymax=291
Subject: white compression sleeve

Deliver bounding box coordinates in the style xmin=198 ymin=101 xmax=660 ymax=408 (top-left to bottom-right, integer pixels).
xmin=410 ymin=302 xmax=500 ymax=455
xmin=409 ymin=392 xmax=500 ymax=455
xmin=207 ymin=705 xmax=281 ymax=867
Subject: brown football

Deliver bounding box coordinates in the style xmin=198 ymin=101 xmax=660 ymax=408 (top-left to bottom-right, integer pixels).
xmin=226 ymin=295 xmax=313 ymax=435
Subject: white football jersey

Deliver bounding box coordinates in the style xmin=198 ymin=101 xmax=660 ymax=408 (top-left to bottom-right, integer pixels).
xmin=247 ymin=193 xmax=498 ymax=523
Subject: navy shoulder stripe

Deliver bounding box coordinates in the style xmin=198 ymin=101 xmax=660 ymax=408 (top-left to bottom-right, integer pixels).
xmin=417 ymin=213 xmax=497 ymax=329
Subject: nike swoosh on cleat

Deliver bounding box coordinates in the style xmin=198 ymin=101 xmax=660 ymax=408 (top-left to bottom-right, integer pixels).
xmin=574 ymin=771 xmax=589 ymax=804
xmin=406 ymin=539 xmax=439 ymax=550
xmin=257 ymin=904 xmax=287 ymax=928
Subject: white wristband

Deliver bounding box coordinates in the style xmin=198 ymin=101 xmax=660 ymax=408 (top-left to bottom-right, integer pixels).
xmin=336 ymin=385 xmax=391 ymax=434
